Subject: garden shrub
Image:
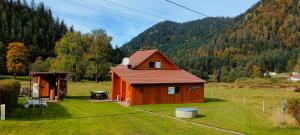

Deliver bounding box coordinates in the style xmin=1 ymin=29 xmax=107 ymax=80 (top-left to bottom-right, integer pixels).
xmin=287 ymin=98 xmax=300 ymax=126
xmin=0 ymin=79 xmax=21 ymax=112
xmin=295 ymin=87 xmax=300 ymax=92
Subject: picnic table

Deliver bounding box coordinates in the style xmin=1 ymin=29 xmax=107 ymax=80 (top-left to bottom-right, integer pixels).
xmin=90 ymin=91 xmax=109 ymax=99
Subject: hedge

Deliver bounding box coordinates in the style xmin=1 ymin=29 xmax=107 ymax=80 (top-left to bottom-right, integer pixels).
xmin=287 ymin=98 xmax=300 ymax=126
xmin=0 ymin=79 xmax=21 ymax=112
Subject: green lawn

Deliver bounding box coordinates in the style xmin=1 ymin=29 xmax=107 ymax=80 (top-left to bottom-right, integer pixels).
xmin=1 ymin=99 xmax=229 ymax=135
xmin=0 ymin=77 xmax=229 ymax=135
xmin=0 ymin=76 xmax=300 ymax=135
xmin=135 ymin=86 xmax=300 ymax=135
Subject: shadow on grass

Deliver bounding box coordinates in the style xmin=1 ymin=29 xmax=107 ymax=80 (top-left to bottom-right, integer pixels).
xmin=54 ymin=112 xmax=144 ymax=120
xmin=67 ymin=96 xmax=90 ymax=100
xmin=8 ymin=103 xmax=144 ymax=121
xmin=8 ymin=101 xmax=144 ymax=121
xmin=196 ymin=114 xmax=206 ymax=118
xmin=8 ymin=103 xmax=71 ymax=121
xmin=204 ymin=98 xmax=226 ymax=103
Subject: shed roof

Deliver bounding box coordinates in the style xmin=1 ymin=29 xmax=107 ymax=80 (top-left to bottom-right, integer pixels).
xmin=29 ymin=72 xmax=67 ymax=78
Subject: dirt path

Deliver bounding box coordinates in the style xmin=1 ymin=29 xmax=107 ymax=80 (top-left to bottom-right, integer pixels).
xmin=128 ymin=106 xmax=245 ymax=135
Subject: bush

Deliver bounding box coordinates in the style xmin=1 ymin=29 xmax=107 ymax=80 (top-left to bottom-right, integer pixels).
xmin=287 ymin=98 xmax=300 ymax=126
xmin=0 ymin=80 xmax=21 ymax=112
xmin=235 ymin=77 xmax=273 ymax=84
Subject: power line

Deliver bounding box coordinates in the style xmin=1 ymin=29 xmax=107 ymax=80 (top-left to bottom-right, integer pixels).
xmin=165 ymin=0 xmax=233 ymax=26
xmin=80 ymin=0 xmax=158 ymax=23
xmin=165 ymin=0 xmax=210 ymax=18
xmin=101 ymin=0 xmax=170 ymax=21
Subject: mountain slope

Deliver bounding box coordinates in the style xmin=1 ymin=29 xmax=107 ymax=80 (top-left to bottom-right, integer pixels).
xmin=122 ymin=17 xmax=232 ymax=56
xmin=121 ymin=0 xmax=300 ymax=81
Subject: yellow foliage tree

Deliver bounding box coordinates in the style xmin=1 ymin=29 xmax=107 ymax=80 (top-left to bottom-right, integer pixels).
xmin=252 ymin=64 xmax=262 ymax=78
xmin=6 ymin=42 xmax=30 ymax=78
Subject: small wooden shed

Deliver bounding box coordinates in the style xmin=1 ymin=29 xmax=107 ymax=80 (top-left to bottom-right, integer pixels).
xmin=29 ymin=72 xmax=67 ymax=100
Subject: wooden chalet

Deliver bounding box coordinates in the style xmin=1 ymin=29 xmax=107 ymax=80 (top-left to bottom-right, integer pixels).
xmin=111 ymin=49 xmax=207 ymax=105
xmin=29 ymin=72 xmax=67 ymax=100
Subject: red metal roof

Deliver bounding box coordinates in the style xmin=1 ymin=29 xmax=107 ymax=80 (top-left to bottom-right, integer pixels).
xmin=117 ymin=49 xmax=178 ymax=69
xmin=117 ymin=49 xmax=158 ymax=68
xmin=112 ymin=49 xmax=206 ymax=84
xmin=290 ymin=74 xmax=300 ymax=79
xmin=111 ymin=67 xmax=206 ymax=84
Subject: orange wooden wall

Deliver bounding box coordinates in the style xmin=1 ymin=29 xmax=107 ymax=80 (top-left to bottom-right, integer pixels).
xmin=129 ymin=83 xmax=204 ymax=105
xmin=111 ymin=72 xmax=121 ymax=100
xmin=111 ymin=72 xmax=205 ymax=105
xmin=136 ymin=52 xmax=177 ymax=70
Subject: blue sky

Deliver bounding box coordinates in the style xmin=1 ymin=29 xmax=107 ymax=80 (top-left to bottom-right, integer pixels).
xmin=34 ymin=0 xmax=259 ymax=47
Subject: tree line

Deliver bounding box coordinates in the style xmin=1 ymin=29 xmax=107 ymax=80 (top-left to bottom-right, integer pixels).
xmin=0 ymin=0 xmax=125 ymax=82
xmin=0 ymin=0 xmax=70 ymax=74
xmin=4 ymin=29 xmax=122 ymax=82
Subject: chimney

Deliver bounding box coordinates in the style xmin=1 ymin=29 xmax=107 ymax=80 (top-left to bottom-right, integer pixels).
xmin=127 ymin=64 xmax=132 ymax=69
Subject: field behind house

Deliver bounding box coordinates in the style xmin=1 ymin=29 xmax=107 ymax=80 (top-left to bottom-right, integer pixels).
xmin=0 ymin=76 xmax=300 ymax=135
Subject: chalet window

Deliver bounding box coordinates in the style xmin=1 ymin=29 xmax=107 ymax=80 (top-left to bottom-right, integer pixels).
xmin=149 ymin=62 xmax=161 ymax=69
xmin=149 ymin=62 xmax=155 ymax=68
xmin=168 ymin=87 xmax=180 ymax=95
xmin=155 ymin=62 xmax=161 ymax=68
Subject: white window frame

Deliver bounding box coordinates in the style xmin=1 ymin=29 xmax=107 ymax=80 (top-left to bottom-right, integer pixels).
xmin=155 ymin=62 xmax=161 ymax=68
xmin=168 ymin=87 xmax=175 ymax=95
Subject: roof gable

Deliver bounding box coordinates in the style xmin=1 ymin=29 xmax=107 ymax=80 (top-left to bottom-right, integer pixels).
xmin=125 ymin=49 xmax=177 ymax=69
xmin=128 ymin=50 xmax=157 ymax=68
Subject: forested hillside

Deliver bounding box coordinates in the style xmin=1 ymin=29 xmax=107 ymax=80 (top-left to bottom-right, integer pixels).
xmin=0 ymin=0 xmax=70 ymax=73
xmin=122 ymin=0 xmax=300 ymax=82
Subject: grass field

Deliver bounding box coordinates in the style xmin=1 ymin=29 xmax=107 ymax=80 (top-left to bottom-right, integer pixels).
xmin=135 ymin=86 xmax=300 ymax=134
xmin=0 ymin=76 xmax=300 ymax=135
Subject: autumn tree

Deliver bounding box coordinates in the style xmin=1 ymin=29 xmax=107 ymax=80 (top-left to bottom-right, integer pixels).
xmin=86 ymin=29 xmax=112 ymax=83
xmin=252 ymin=65 xmax=262 ymax=78
xmin=30 ymin=57 xmax=54 ymax=72
xmin=6 ymin=42 xmax=30 ymax=78
xmin=54 ymin=32 xmax=89 ymax=82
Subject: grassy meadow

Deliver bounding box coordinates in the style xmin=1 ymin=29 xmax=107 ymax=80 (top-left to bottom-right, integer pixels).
xmin=135 ymin=85 xmax=300 ymax=134
xmin=0 ymin=75 xmax=300 ymax=135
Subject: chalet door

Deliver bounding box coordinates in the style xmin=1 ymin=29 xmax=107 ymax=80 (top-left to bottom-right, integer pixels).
xmin=142 ymin=86 xmax=159 ymax=104
xmin=40 ymin=77 xmax=49 ymax=97
xmin=190 ymin=89 xmax=199 ymax=102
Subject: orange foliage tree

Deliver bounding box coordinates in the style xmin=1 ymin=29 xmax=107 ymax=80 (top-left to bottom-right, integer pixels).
xmin=6 ymin=42 xmax=30 ymax=77
xmin=252 ymin=64 xmax=262 ymax=78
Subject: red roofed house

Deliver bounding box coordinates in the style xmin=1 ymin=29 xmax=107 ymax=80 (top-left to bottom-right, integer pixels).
xmin=111 ymin=49 xmax=207 ymax=105
xmin=288 ymin=73 xmax=300 ymax=82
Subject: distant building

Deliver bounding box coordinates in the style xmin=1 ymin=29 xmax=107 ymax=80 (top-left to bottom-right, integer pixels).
xmin=288 ymin=73 xmax=300 ymax=82
xmin=111 ymin=49 xmax=206 ymax=105
xmin=264 ymin=72 xmax=278 ymax=77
